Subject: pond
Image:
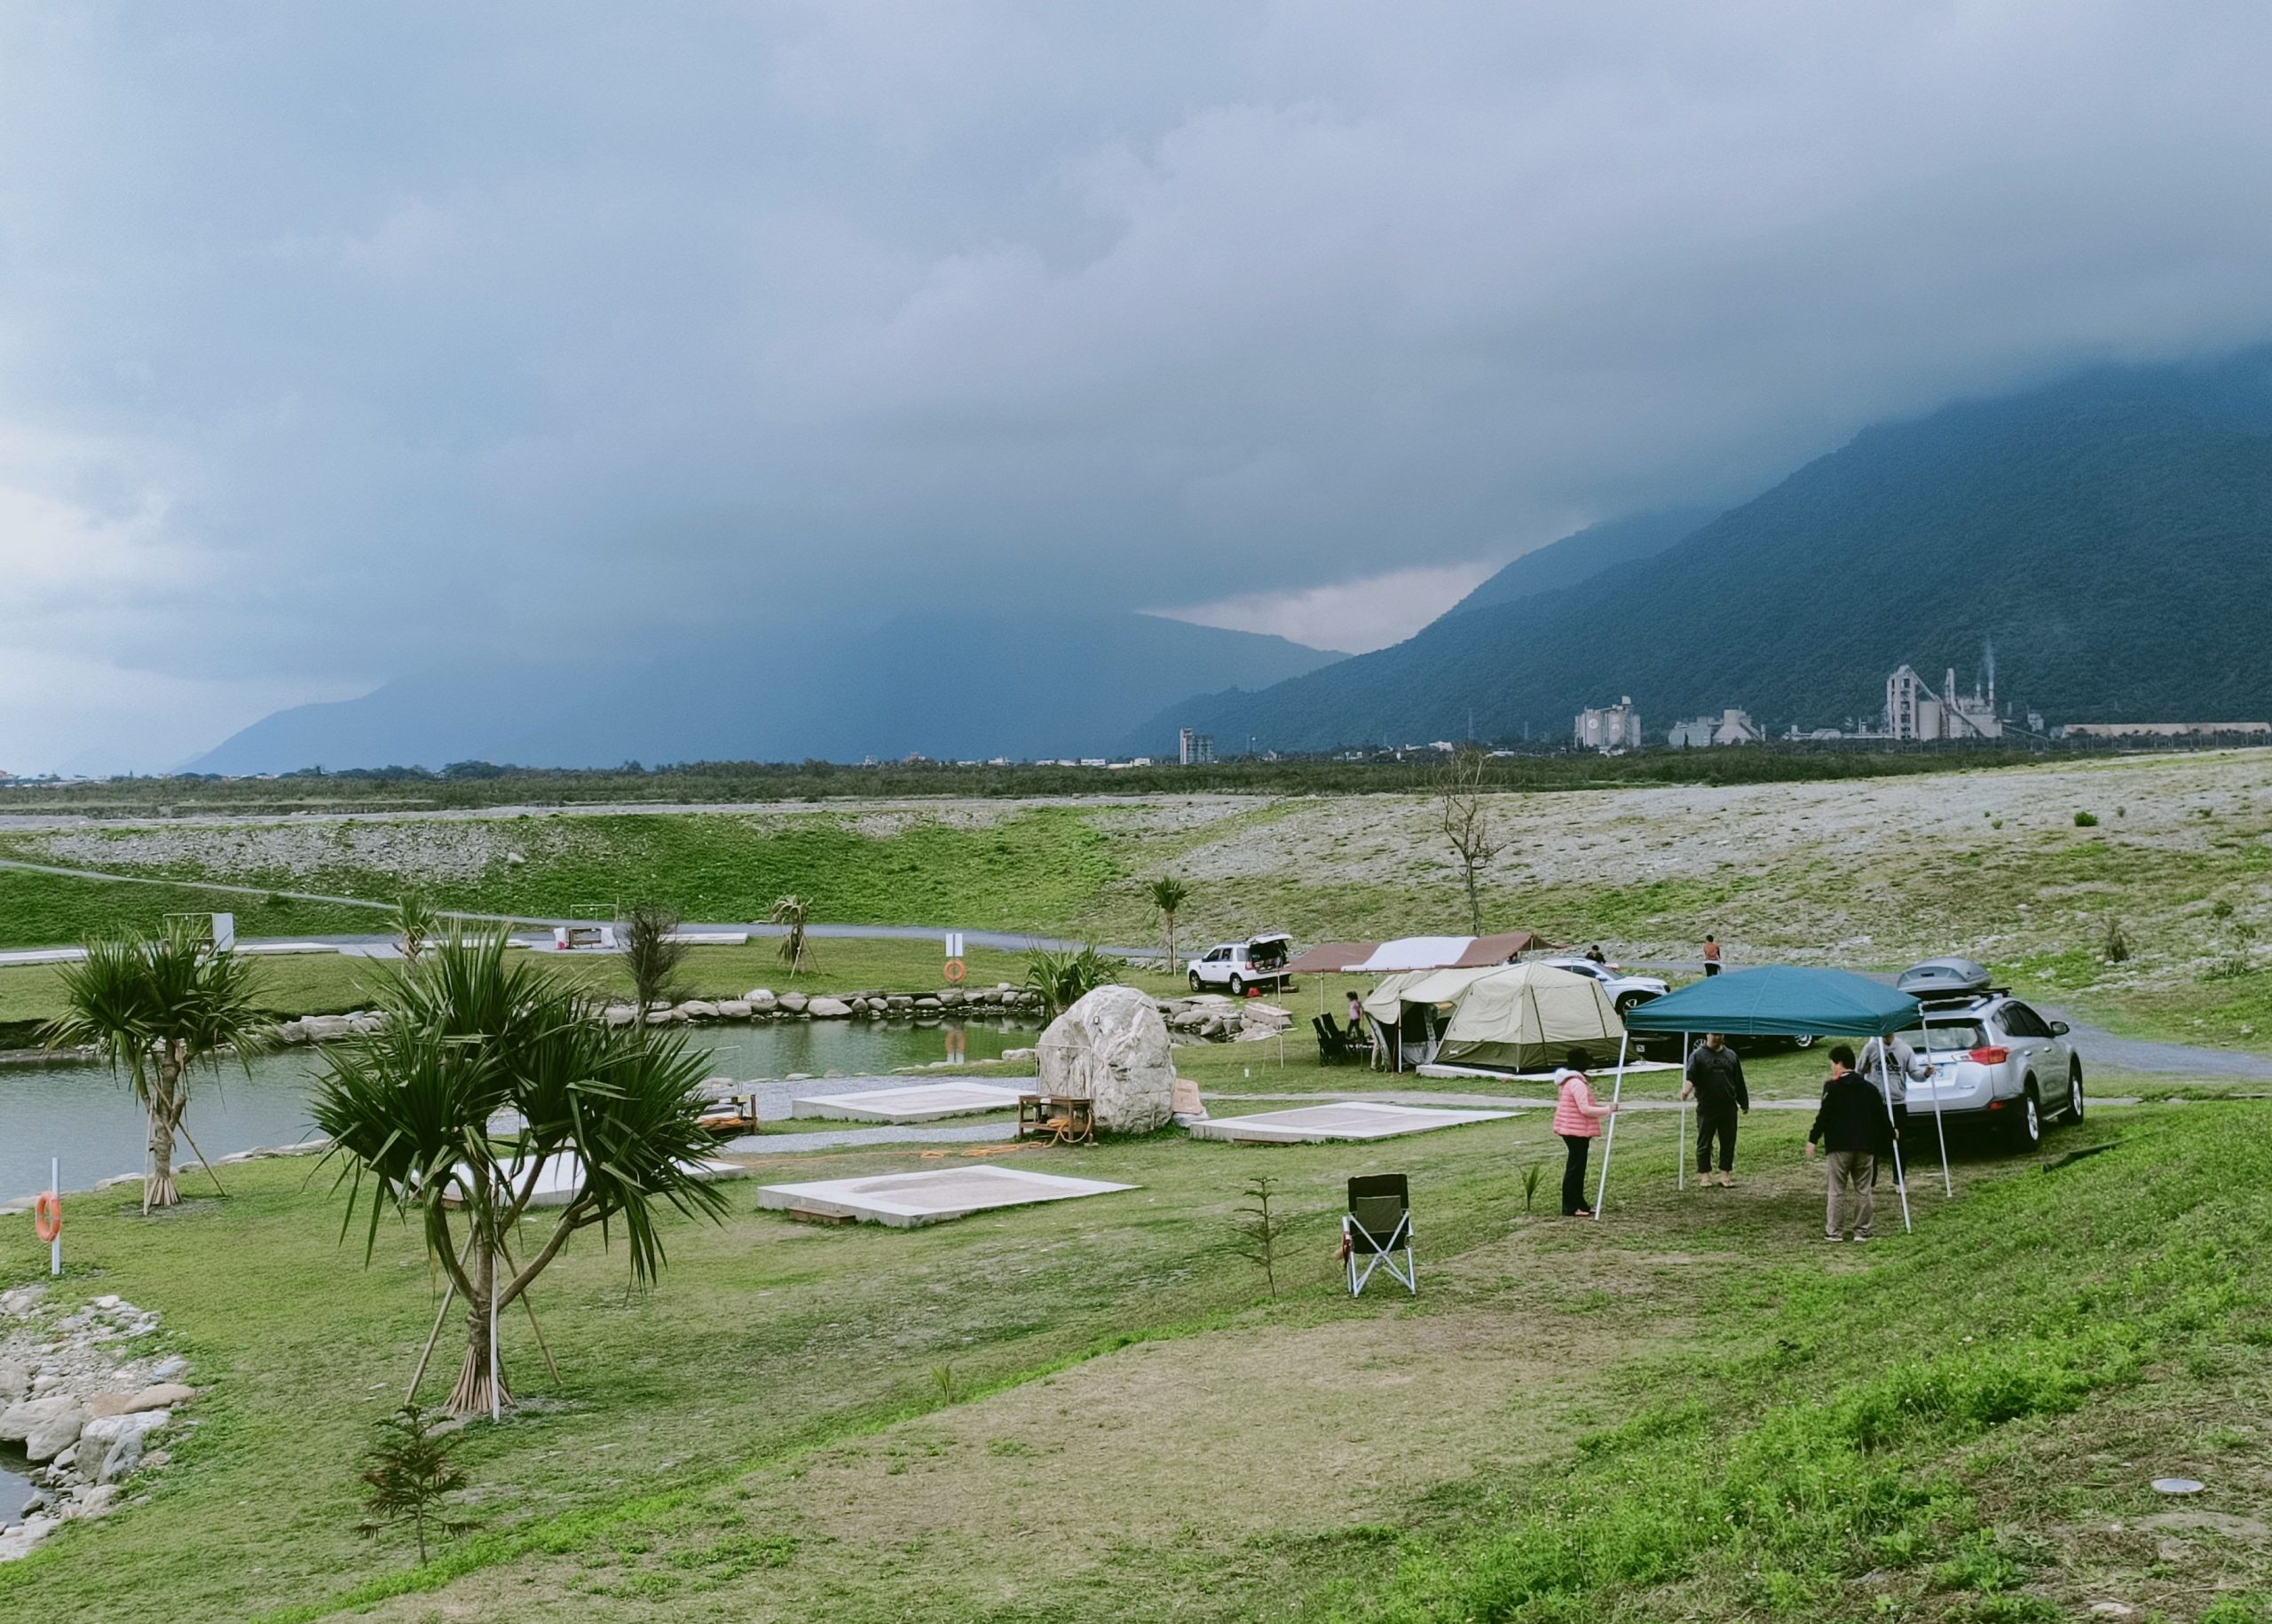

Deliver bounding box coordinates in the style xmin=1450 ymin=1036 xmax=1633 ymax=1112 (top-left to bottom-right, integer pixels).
xmin=0 ymin=1460 xmax=29 ymax=1528
xmin=0 ymin=1017 xmax=1038 ymax=1202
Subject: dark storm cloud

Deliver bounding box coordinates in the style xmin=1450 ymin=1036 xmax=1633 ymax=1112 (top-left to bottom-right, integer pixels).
xmin=4 ymin=2 xmax=2272 ymax=767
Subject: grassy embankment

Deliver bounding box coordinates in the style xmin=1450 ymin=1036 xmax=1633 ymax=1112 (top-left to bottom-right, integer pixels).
xmin=0 ymin=1092 xmax=2264 ymax=1620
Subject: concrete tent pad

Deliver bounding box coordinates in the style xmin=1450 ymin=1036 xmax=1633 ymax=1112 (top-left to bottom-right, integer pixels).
xmin=754 ymin=1165 xmax=1137 ymax=1227
xmin=787 ymin=1082 xmax=1030 ymax=1123
xmin=1187 ymin=1101 xmax=1513 ymax=1145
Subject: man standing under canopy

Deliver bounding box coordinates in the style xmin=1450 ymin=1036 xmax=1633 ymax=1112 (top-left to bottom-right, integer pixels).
xmin=1807 ymin=1045 xmax=1897 ymax=1241
xmin=1680 ymin=1031 xmax=1749 ymax=1187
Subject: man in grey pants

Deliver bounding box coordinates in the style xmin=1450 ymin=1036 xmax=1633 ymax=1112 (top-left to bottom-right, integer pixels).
xmin=1805 ymin=1045 xmax=1896 ymax=1241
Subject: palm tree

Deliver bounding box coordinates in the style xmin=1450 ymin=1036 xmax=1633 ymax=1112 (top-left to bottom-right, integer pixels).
xmin=1023 ymin=945 xmax=1117 ymax=1019
xmin=311 ymin=930 xmax=729 ymax=1416
xmin=395 ymin=892 xmax=439 ymax=963
xmin=769 ymin=895 xmax=813 ymax=974
xmin=43 ymin=923 xmax=271 ymax=1211
xmin=619 ymin=903 xmax=689 ymax=1014
xmin=1146 ymin=876 xmax=1190 ymax=975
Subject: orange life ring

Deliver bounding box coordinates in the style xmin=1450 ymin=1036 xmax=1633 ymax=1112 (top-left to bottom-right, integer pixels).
xmin=943 ymin=958 xmax=966 ymax=984
xmin=33 ymin=1190 xmax=62 ymax=1244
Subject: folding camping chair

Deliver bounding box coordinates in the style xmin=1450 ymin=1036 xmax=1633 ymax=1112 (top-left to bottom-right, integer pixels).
xmin=1342 ymin=1174 xmax=1416 ymax=1297
xmin=1314 ymin=1014 xmax=1369 ymax=1064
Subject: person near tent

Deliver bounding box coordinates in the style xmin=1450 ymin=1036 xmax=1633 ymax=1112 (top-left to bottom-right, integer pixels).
xmin=1702 ymin=934 xmax=1723 ymax=976
xmin=1584 ymin=944 xmax=1607 ymax=965
xmin=1857 ymin=1031 xmax=1928 ymax=1192
xmin=1345 ymin=989 xmax=1366 ymax=1037
xmin=1552 ymin=1048 xmax=1619 ymax=1218
xmin=1680 ymin=1032 xmax=1750 ymax=1186
xmin=1805 ymin=1045 xmax=1896 ymax=1241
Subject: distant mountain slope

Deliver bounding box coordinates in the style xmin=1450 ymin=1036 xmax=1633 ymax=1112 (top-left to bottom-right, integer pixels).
xmin=190 ymin=612 xmax=1338 ymax=773
xmin=1444 ymin=508 xmax=1719 ymax=618
xmin=1143 ymin=352 xmax=2272 ymax=751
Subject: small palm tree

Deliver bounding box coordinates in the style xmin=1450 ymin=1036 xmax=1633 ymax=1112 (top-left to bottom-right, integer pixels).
xmin=619 ymin=903 xmax=689 ymax=1014
xmin=394 ymin=892 xmax=439 ymax=963
xmin=769 ymin=895 xmax=813 ymax=974
xmin=312 ymin=930 xmax=730 ymax=1415
xmin=1147 ymin=876 xmax=1190 ymax=975
xmin=1023 ymin=945 xmax=1117 ymax=1019
xmin=43 ymin=923 xmax=271 ymax=1211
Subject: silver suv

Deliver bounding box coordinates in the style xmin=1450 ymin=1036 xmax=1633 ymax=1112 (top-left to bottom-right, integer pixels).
xmin=1898 ymin=993 xmax=2082 ymax=1151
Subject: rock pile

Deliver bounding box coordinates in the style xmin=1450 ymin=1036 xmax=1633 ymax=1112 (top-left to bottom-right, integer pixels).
xmin=0 ymin=1287 xmax=199 ymax=1560
xmin=1156 ymin=994 xmax=1294 ymax=1044
xmin=277 ymin=983 xmax=1051 ymax=1045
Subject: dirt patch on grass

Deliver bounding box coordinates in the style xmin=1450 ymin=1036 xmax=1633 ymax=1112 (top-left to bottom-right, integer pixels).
xmin=364 ymin=1297 xmax=1647 ymax=1621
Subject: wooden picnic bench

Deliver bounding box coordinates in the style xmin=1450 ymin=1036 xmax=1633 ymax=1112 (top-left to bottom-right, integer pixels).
xmin=1017 ymin=1092 xmax=1097 ymax=1146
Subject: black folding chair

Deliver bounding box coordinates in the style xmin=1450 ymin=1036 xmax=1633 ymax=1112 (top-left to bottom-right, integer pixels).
xmin=1343 ymin=1174 xmax=1416 ymax=1297
xmin=1314 ymin=1014 xmax=1369 ymax=1064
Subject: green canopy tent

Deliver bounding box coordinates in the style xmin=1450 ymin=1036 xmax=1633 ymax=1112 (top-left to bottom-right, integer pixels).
xmin=1613 ymin=966 xmax=1939 ymax=1230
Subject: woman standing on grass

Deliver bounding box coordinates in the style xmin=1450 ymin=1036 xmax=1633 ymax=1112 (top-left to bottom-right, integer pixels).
xmin=1553 ymin=1048 xmax=1619 ymax=1218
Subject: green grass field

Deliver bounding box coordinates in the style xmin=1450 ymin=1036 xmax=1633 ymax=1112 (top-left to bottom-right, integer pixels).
xmin=3 ymin=1083 xmax=2268 ymax=1621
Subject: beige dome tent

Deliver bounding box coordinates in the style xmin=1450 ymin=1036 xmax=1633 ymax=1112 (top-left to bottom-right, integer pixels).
xmin=1432 ymin=962 xmax=1627 ymax=1074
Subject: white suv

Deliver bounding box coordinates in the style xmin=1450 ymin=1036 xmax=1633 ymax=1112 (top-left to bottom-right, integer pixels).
xmin=1188 ymin=933 xmax=1293 ymax=996
xmin=1540 ymin=956 xmax=1668 ymax=1013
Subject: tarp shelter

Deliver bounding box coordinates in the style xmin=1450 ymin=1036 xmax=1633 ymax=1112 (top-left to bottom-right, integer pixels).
xmin=1435 ymin=963 xmax=1626 ymax=1073
xmin=1345 ymin=932 xmax=1551 ymax=974
xmin=1282 ymin=941 xmax=1377 ymax=976
xmin=1614 ymin=966 xmax=1940 ymax=1227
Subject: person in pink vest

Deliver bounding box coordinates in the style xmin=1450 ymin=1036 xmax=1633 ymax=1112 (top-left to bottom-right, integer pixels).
xmin=1552 ymin=1048 xmax=1619 ymax=1217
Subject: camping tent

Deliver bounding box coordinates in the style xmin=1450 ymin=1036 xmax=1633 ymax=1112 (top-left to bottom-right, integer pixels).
xmin=1434 ymin=963 xmax=1626 ymax=1073
xmin=1616 ymin=966 xmax=1940 ymax=1227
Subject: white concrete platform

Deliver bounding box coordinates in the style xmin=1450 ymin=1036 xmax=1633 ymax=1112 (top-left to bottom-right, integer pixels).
xmin=441 ymin=1152 xmax=751 ymax=1208
xmin=1186 ymin=1100 xmax=1513 ymax=1144
xmin=753 ymin=1164 xmax=1135 ymax=1227
xmin=787 ymin=1082 xmax=1029 ymax=1123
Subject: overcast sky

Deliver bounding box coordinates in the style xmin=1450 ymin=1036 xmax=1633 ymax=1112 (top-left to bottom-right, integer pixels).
xmin=6 ymin=2 xmax=2272 ymax=771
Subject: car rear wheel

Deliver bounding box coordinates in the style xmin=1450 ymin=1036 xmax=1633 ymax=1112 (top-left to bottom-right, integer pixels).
xmin=2007 ymin=1082 xmax=2043 ymax=1152
xmin=2065 ymin=1060 xmax=2085 ymax=1124
xmin=1792 ymin=1034 xmax=1816 ymax=1050
xmin=1188 ymin=970 xmax=1203 ymax=992
xmin=1228 ymin=974 xmax=1244 ymax=997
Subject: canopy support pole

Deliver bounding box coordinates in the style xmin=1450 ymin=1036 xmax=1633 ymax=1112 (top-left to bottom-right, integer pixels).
xmin=1875 ymin=1047 xmax=1913 ymax=1234
xmin=1923 ymin=1024 xmax=1953 ymax=1197
xmin=1592 ymin=1034 xmax=1630 ymax=1219
xmin=1676 ymin=1030 xmax=1689 ymax=1189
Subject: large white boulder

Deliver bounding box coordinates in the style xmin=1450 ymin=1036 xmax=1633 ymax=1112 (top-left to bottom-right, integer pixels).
xmin=0 ymin=1396 xmax=88 ymax=1462
xmin=1036 ymin=985 xmax=1177 ymax=1133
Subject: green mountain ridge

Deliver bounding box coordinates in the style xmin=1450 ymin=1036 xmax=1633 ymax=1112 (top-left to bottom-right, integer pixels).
xmin=1143 ymin=352 xmax=2272 ymax=750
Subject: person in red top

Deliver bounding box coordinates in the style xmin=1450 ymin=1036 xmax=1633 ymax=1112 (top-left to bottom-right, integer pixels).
xmin=1552 ymin=1049 xmax=1619 ymax=1217
xmin=1703 ymin=935 xmax=1723 ymax=976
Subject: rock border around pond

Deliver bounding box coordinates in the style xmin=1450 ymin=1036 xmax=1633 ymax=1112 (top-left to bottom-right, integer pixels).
xmin=0 ymin=1285 xmax=200 ymax=1560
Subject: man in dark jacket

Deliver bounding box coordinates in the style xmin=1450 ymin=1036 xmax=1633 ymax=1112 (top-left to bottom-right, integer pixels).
xmin=1806 ymin=1045 xmax=1896 ymax=1241
xmin=1680 ymin=1032 xmax=1749 ymax=1187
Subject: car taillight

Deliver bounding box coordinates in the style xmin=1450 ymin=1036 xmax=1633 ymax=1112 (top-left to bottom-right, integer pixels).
xmin=1968 ymin=1045 xmax=2009 ymax=1064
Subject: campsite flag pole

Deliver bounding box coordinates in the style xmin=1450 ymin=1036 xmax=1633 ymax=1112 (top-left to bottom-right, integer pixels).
xmin=1592 ymin=1034 xmax=1630 ymax=1219
xmin=1875 ymin=1047 xmax=1913 ymax=1234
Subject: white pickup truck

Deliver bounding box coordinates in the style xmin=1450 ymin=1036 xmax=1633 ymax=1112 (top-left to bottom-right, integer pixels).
xmin=1187 ymin=932 xmax=1294 ymax=995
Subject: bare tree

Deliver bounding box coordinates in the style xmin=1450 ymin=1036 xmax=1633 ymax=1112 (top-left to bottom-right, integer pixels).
xmin=1437 ymin=748 xmax=1503 ymax=934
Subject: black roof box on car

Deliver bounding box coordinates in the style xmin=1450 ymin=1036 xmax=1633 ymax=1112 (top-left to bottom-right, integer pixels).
xmin=1896 ymin=957 xmax=1992 ymax=997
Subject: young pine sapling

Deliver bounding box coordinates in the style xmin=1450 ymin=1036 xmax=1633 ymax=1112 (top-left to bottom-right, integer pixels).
xmin=1230 ymin=1173 xmax=1291 ymax=1299
xmin=357 ymin=1405 xmax=478 ymax=1566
